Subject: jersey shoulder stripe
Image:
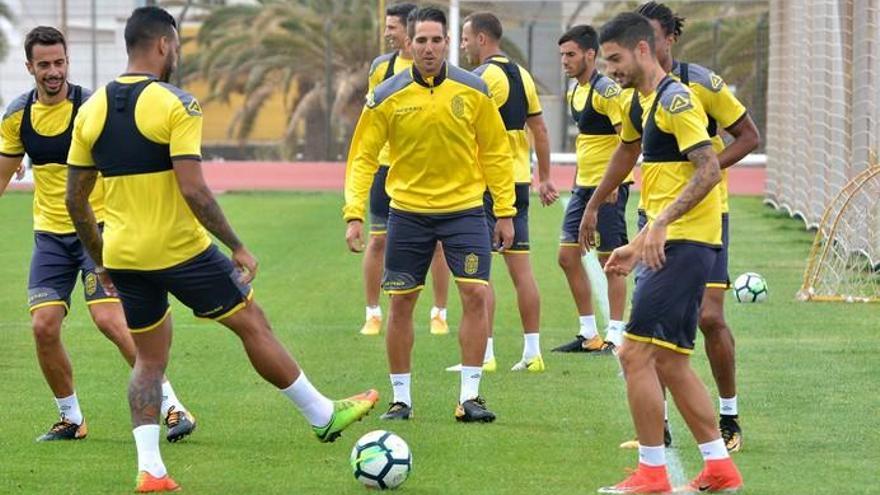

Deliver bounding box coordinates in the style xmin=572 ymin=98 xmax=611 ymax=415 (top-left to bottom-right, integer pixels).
xmin=659 ymin=81 xmax=694 ymax=114
xmin=369 ymin=52 xmax=396 ymax=76
xmin=369 ymin=69 xmax=413 ymax=108
xmin=156 ymin=82 xmax=202 ymax=116
xmin=682 ymin=62 xmax=724 ymax=93
xmin=2 ymin=92 xmax=30 ymax=120
xmin=592 ymin=74 xmax=621 ymax=99
xmin=447 ymin=65 xmax=490 ymax=96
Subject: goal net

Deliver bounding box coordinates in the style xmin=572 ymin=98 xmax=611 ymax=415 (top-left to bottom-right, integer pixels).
xmin=798 ymin=167 xmax=880 ymax=302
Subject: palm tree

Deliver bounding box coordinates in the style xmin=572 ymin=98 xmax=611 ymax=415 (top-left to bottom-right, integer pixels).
xmin=190 ymin=0 xmax=378 ymax=160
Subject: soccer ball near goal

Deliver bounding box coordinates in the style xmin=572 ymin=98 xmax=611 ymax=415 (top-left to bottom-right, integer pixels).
xmin=350 ymin=430 xmax=412 ymax=490
xmin=733 ymin=272 xmax=768 ymax=303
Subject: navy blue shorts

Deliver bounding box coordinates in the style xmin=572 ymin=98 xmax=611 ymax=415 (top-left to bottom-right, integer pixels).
xmin=626 ymin=242 xmax=719 ymax=354
xmin=28 ymin=230 xmax=116 ymax=314
xmin=383 ymin=207 xmax=491 ymax=293
xmin=106 ymin=245 xmax=252 ymax=331
xmin=369 ymin=165 xmax=391 ymax=234
xmin=561 ymin=185 xmax=629 ymax=253
xmin=483 ymin=184 xmax=530 ymax=253
xmin=638 ymin=210 xmax=729 ymax=289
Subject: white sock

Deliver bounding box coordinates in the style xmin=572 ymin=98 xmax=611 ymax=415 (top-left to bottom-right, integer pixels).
xmin=133 ymin=425 xmax=166 ymax=477
xmin=664 ymin=400 xmax=669 ymax=421
xmin=578 ymin=315 xmax=598 ymax=339
xmin=605 ymin=320 xmax=626 ymax=347
xmin=56 ymin=393 xmax=83 ymax=425
xmin=638 ymin=444 xmax=667 ymax=467
xmin=280 ymin=373 xmax=334 ymax=427
xmin=522 ymin=332 xmax=540 ymax=360
xmin=390 ymin=373 xmax=411 ymax=406
xmin=483 ymin=337 xmax=495 ymax=362
xmin=430 ymin=306 xmax=447 ymax=320
xmin=459 ymin=366 xmax=482 ymax=403
xmin=698 ymin=438 xmax=730 ymax=461
xmin=366 ymin=306 xmax=382 ymax=319
xmin=160 ymin=381 xmax=186 ymax=418
xmin=719 ymin=396 xmax=738 ymax=416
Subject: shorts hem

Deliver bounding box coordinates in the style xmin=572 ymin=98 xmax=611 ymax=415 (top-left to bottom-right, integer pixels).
xmin=385 ymin=285 xmax=424 ymax=295
xmin=370 ymin=230 xmax=388 ymax=236
xmin=454 ymin=277 xmax=489 ymax=285
xmin=500 ymin=249 xmax=530 ymax=255
xmin=705 ymin=282 xmax=731 ymax=290
xmin=559 ymin=242 xmax=580 ymax=248
xmin=624 ymin=332 xmax=693 ymax=355
xmin=29 ymin=301 xmax=70 ymax=314
xmin=130 ymin=308 xmax=171 ymax=334
xmin=85 ymin=298 xmax=121 ymax=306
xmin=211 ymin=288 xmax=255 ymax=321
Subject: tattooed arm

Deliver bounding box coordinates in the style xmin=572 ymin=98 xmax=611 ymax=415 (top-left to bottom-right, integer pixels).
xmin=173 ymin=159 xmax=258 ymax=283
xmin=654 ymin=144 xmax=721 ymax=227
xmin=66 ymin=166 xmax=103 ymax=265
xmin=641 ymin=144 xmax=721 ymax=270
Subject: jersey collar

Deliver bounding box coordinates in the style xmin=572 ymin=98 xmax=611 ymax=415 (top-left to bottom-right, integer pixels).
xmin=412 ymin=62 xmax=447 ymax=88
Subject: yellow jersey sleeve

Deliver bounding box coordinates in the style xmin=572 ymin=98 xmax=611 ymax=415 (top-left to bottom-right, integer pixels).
xmin=168 ymin=94 xmax=203 ymax=160
xmin=522 ymin=67 xmax=542 ymax=116
xmin=343 ymin=98 xmax=388 ymax=221
xmin=67 ymin=99 xmax=98 ymax=167
xmin=480 ymin=64 xmax=508 ymax=111
xmin=595 ymin=83 xmax=623 ymax=127
xmin=0 ymin=109 xmax=24 ymax=157
xmin=368 ymin=61 xmax=388 ymax=93
xmin=474 ymin=93 xmax=516 ymax=217
xmin=690 ymin=72 xmax=747 ymax=130
xmin=657 ymin=90 xmax=712 ymax=155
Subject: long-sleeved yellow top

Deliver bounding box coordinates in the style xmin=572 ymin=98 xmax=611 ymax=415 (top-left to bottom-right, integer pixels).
xmin=343 ymin=63 xmax=515 ymax=221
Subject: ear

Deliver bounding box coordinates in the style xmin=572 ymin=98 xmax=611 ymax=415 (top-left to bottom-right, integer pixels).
xmin=25 ymin=61 xmax=35 ymax=76
xmin=157 ymin=36 xmax=169 ymax=56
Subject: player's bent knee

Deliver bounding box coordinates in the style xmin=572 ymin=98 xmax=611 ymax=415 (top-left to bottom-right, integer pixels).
xmin=32 ymin=310 xmax=64 ymax=346
xmin=557 ymin=248 xmax=580 ymax=271
xmin=698 ymin=309 xmax=728 ymax=334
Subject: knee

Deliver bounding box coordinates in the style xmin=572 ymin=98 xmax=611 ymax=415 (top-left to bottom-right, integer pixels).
xmin=389 ymin=293 xmax=418 ymax=315
xmin=32 ymin=313 xmax=62 ymax=347
xmin=369 ymin=235 xmax=386 ymax=251
xmin=699 ymin=308 xmax=728 ymax=335
xmin=557 ymin=249 xmax=579 ymax=271
xmin=92 ymin=309 xmax=129 ymax=337
xmin=616 ymin=342 xmax=638 ymax=371
xmin=459 ymin=284 xmax=488 ymax=312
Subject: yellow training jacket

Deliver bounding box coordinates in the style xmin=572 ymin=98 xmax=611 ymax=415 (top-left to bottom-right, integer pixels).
xmin=343 ymin=63 xmax=515 ymax=221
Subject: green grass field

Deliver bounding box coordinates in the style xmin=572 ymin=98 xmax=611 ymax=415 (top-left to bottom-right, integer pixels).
xmin=1 ymin=191 xmax=877 ymax=494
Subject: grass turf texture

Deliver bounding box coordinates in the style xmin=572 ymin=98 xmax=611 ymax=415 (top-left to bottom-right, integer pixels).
xmin=0 ymin=191 xmax=877 ymax=494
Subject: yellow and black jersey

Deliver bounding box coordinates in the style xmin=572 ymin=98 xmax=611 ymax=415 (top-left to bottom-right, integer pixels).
xmin=368 ymin=51 xmax=414 ymax=166
xmin=628 ymin=61 xmax=748 ymax=213
xmin=344 ymin=63 xmax=515 ymax=221
xmin=620 ymin=76 xmax=720 ymax=246
xmin=567 ymin=71 xmax=632 ymax=188
xmin=1 ymin=85 xmax=106 ymax=234
xmin=473 ymin=55 xmax=542 ymax=184
xmin=67 ymin=74 xmax=211 ymax=271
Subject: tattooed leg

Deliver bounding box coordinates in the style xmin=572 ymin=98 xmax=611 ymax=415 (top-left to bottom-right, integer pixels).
xmin=129 ymin=314 xmax=173 ymax=427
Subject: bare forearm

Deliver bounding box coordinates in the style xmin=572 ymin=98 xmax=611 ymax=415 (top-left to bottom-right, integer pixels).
xmin=718 ymin=116 xmax=760 ymax=169
xmin=0 ymin=156 xmax=23 ymax=196
xmin=66 ymin=167 xmax=103 ymax=265
xmin=586 ymin=143 xmax=639 ymax=210
xmin=183 ymin=187 xmax=243 ymax=250
xmin=655 ymin=145 xmax=721 ymax=226
xmin=528 ymin=117 xmax=552 ymax=182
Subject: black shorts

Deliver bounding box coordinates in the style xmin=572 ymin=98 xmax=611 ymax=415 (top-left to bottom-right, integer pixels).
xmin=626 ymin=242 xmax=719 ymax=354
xmin=383 ymin=207 xmax=491 ymax=293
xmin=28 ymin=229 xmax=116 ymax=314
xmin=107 ymin=245 xmax=252 ymax=332
xmin=483 ymin=183 xmax=530 ymax=253
xmin=560 ymin=185 xmax=629 ymax=254
xmin=638 ymin=210 xmax=729 ymax=289
xmin=369 ymin=165 xmax=391 ymax=234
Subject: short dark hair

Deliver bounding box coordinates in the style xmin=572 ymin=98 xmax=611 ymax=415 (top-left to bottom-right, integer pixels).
xmin=464 ymin=12 xmax=503 ymax=41
xmin=386 ymin=3 xmax=418 ymax=25
xmin=557 ymin=25 xmax=598 ymax=53
xmin=407 ymin=6 xmax=447 ymax=38
xmin=636 ymin=2 xmax=685 ymax=40
xmin=599 ymin=12 xmax=655 ymax=51
xmin=124 ymin=6 xmax=178 ymax=54
xmin=24 ymin=26 xmax=66 ymax=61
